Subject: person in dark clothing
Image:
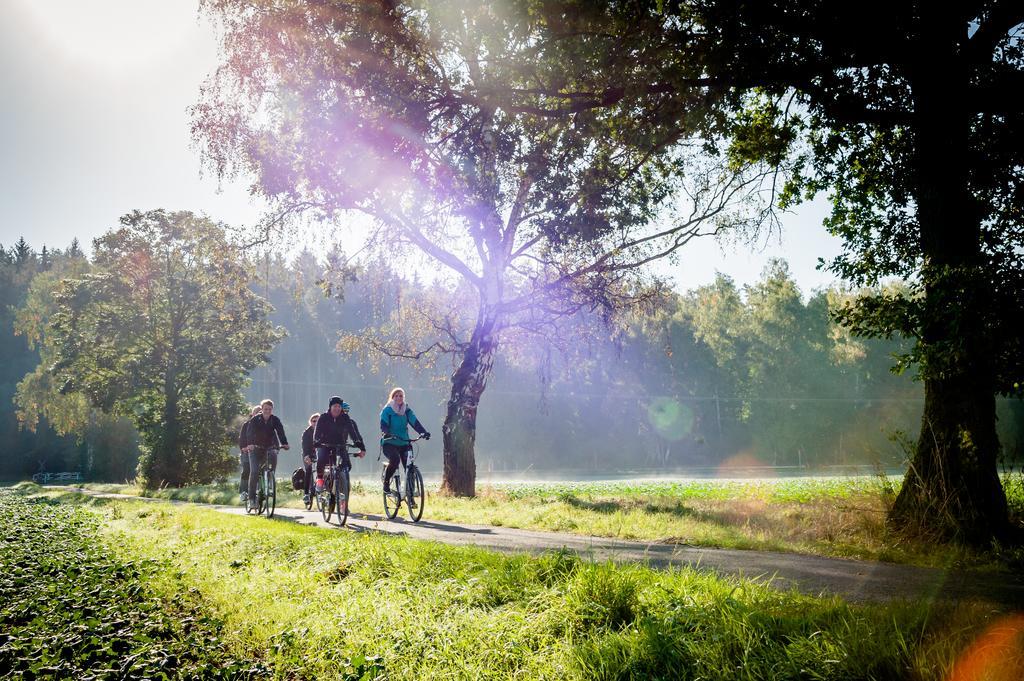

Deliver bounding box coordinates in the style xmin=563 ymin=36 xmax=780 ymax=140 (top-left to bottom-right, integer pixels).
xmin=243 ymin=399 xmax=290 ymax=506
xmin=312 ymin=396 xmax=366 ymax=497
xmin=301 ymin=412 xmax=319 ymax=506
xmin=379 ymin=387 xmax=430 ymax=497
xmin=238 ymin=405 xmax=261 ymax=504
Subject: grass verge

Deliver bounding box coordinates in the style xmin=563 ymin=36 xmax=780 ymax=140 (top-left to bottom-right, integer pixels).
xmin=19 ymin=484 xmax=1024 ymax=680
xmin=80 ymin=475 xmax=1024 ymax=568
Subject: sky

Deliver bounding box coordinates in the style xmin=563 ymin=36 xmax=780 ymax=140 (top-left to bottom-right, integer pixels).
xmin=0 ymin=0 xmax=844 ymax=294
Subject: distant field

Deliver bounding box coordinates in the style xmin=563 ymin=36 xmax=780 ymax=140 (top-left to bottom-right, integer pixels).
xmin=78 ymin=474 xmax=1024 ymax=568
xmin=8 ymin=483 xmax=1023 ymax=680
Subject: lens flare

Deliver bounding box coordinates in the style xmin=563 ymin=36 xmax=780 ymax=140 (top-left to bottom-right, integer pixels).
xmin=946 ymin=614 xmax=1024 ymax=681
xmin=646 ymin=398 xmax=694 ymax=441
xmin=717 ymin=450 xmax=772 ymax=477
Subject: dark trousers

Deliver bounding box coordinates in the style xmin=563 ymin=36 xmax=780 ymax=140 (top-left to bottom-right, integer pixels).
xmin=303 ymin=459 xmax=315 ymax=495
xmin=316 ymin=447 xmax=350 ymax=482
xmin=239 ymin=451 xmax=250 ymax=494
xmin=247 ymin=447 xmax=278 ymax=499
xmin=382 ymin=444 xmax=410 ymax=489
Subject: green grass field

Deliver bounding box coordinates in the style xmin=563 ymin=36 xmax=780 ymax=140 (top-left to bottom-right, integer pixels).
xmin=80 ymin=474 xmax=1024 ymax=568
xmin=6 ymin=483 xmax=1023 ymax=680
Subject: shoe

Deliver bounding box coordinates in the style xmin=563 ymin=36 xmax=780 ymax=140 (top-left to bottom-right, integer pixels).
xmin=303 ymin=494 xmax=310 ymax=505
xmin=315 ymin=478 xmax=324 ymax=492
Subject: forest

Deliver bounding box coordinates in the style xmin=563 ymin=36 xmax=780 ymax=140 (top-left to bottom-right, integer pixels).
xmin=4 ymin=235 xmax=1020 ymax=482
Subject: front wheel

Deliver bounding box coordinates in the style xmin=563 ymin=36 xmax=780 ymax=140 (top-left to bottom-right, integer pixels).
xmin=383 ymin=470 xmax=401 ymax=520
xmin=406 ymin=466 xmax=424 ymax=522
xmin=320 ymin=472 xmax=333 ymax=523
xmin=265 ymin=469 xmax=276 ymax=518
xmin=336 ymin=468 xmax=350 ymax=526
xmin=256 ymin=470 xmax=267 ymax=515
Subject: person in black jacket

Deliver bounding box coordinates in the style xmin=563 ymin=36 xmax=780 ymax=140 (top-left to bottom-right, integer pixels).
xmin=238 ymin=405 xmax=261 ymax=504
xmin=300 ymin=412 xmax=319 ymax=506
xmin=242 ymin=399 xmax=290 ymax=506
xmin=312 ymin=396 xmax=366 ymax=502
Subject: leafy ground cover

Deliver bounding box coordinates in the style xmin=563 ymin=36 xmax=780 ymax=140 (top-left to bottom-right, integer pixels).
xmin=0 ymin=486 xmax=267 ymax=679
xmin=81 ymin=474 xmax=1024 ymax=567
xmin=26 ymin=485 xmax=1024 ymax=680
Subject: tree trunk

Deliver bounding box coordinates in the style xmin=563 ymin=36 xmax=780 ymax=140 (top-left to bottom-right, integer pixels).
xmin=149 ymin=366 xmax=184 ymax=489
xmin=440 ymin=314 xmax=499 ymax=497
xmin=889 ymin=13 xmax=1009 ymax=543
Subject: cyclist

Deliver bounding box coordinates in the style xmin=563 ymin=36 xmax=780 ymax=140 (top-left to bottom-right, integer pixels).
xmin=312 ymin=397 xmax=366 ymax=510
xmin=300 ymin=412 xmax=319 ymax=506
xmin=243 ymin=399 xmax=290 ymax=506
xmin=380 ymin=387 xmax=430 ymax=498
xmin=238 ymin=405 xmax=261 ymax=504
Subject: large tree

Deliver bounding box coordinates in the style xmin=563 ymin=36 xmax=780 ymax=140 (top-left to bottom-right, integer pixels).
xmin=193 ymin=0 xmax=773 ymax=495
xmin=43 ymin=210 xmax=282 ymax=487
xmin=609 ymin=0 xmax=1021 ymax=542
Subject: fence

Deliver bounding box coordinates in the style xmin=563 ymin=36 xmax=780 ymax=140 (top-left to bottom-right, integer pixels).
xmin=31 ymin=472 xmax=82 ymax=484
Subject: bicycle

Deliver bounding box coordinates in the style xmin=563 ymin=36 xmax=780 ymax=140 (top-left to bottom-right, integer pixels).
xmin=381 ymin=435 xmax=425 ymax=522
xmin=314 ymin=443 xmax=362 ymax=526
xmin=246 ymin=445 xmax=278 ymax=518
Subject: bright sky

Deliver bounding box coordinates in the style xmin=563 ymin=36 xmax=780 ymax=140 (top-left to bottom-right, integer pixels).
xmin=0 ymin=0 xmax=843 ymax=294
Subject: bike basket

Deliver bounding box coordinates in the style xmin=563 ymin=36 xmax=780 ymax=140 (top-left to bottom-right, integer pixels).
xmin=291 ymin=468 xmax=305 ymax=491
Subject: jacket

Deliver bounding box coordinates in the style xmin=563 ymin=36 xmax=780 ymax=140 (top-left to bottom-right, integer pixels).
xmin=380 ymin=405 xmax=426 ymax=446
xmin=301 ymin=425 xmax=315 ymax=460
xmin=244 ymin=413 xmax=288 ymax=449
xmin=313 ymin=411 xmax=365 ymax=451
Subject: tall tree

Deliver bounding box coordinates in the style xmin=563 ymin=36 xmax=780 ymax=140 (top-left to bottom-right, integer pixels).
xmin=706 ymin=1 xmax=1022 ymax=542
xmin=193 ymin=0 xmax=772 ymax=495
xmin=544 ymin=1 xmax=1022 ymax=542
xmin=12 ymin=237 xmax=34 ymax=267
xmin=43 ymin=210 xmax=282 ymax=487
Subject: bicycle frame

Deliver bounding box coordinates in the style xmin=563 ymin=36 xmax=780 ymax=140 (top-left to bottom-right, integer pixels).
xmin=249 ymin=446 xmax=279 ymax=517
xmin=314 ymin=443 xmax=360 ymax=526
xmin=380 ymin=436 xmax=425 ymax=522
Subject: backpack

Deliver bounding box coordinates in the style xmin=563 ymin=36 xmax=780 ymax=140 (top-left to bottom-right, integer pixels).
xmin=291 ymin=468 xmax=306 ymax=491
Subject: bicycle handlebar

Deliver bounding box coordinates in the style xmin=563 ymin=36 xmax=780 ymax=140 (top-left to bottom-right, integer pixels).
xmin=313 ymin=442 xmax=365 ymax=450
xmin=382 ymin=433 xmax=427 ymax=444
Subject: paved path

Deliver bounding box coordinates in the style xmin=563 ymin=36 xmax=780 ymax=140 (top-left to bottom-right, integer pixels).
xmin=68 ymin=488 xmax=1024 ymax=605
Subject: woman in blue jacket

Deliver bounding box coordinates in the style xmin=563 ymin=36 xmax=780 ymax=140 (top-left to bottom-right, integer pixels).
xmin=380 ymin=387 xmax=430 ymax=495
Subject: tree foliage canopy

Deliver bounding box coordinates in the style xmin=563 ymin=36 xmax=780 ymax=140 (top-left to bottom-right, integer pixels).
xmin=630 ymin=0 xmax=1023 ymax=540
xmin=193 ymin=0 xmax=776 ymax=494
xmin=42 ymin=210 xmax=282 ymax=487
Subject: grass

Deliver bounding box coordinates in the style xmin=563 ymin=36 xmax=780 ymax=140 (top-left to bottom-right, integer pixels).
xmin=78 ymin=474 xmax=1024 ymax=568
xmin=15 ymin=483 xmax=1024 ymax=680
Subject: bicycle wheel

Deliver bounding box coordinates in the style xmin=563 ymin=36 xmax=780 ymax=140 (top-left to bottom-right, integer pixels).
xmin=321 ymin=470 xmax=334 ymax=523
xmin=316 ymin=481 xmax=327 ymax=520
xmin=336 ymin=468 xmax=350 ymax=526
xmin=383 ymin=469 xmax=401 ymax=520
xmin=406 ymin=466 xmax=424 ymax=522
xmin=257 ymin=468 xmax=267 ymax=515
xmin=265 ymin=468 xmax=276 ymax=518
